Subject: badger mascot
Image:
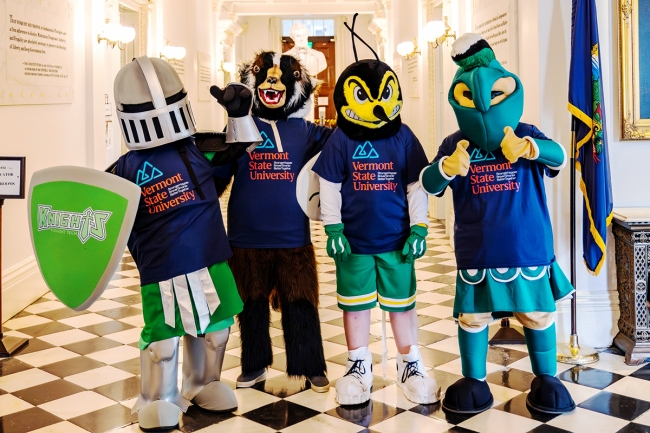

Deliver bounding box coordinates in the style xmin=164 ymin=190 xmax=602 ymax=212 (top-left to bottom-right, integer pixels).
xmin=419 ymin=34 xmax=575 ymax=414
xmin=312 ymin=15 xmax=440 ymax=405
xmin=213 ymin=52 xmax=334 ymax=390
xmin=110 ymin=57 xmax=260 ymax=429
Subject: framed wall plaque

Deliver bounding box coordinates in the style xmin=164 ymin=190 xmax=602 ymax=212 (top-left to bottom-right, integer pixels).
xmin=0 ymin=156 xmax=25 ymax=199
xmin=620 ymin=0 xmax=650 ymax=139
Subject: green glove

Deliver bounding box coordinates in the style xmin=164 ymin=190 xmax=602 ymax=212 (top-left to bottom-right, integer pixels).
xmin=401 ymin=225 xmax=428 ymax=263
xmin=324 ymin=223 xmax=351 ymax=262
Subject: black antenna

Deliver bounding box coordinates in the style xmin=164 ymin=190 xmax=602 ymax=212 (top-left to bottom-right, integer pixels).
xmin=344 ymin=13 xmax=380 ymax=61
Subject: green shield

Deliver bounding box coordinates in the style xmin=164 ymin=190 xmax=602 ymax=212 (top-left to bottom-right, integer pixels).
xmin=29 ymin=166 xmax=140 ymax=310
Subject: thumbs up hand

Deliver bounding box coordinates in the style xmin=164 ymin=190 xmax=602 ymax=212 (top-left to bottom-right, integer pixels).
xmin=500 ymin=126 xmax=536 ymax=163
xmin=441 ymin=140 xmax=471 ymax=177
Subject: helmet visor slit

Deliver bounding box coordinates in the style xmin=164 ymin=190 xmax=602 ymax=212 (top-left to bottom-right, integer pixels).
xmin=186 ymin=102 xmax=196 ymax=127
xmin=129 ymin=119 xmax=139 ymax=143
xmin=169 ymin=112 xmax=181 ymax=133
xmin=140 ymin=119 xmax=152 ymax=142
xmin=121 ymin=119 xmax=130 ymax=143
xmin=152 ymin=117 xmax=164 ymax=139
xmin=179 ymin=107 xmax=189 ymax=130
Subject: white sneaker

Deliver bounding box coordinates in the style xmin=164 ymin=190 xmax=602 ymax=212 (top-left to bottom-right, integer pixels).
xmin=335 ymin=347 xmax=373 ymax=405
xmin=396 ymin=345 xmax=441 ymax=404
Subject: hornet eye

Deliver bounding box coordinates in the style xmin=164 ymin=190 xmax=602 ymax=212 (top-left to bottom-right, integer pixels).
xmin=354 ymin=86 xmax=369 ymax=103
xmin=381 ymin=83 xmax=393 ymax=101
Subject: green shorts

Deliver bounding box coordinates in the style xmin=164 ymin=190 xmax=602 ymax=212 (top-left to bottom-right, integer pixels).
xmin=139 ymin=261 xmax=244 ymax=349
xmin=335 ymin=250 xmax=417 ymax=312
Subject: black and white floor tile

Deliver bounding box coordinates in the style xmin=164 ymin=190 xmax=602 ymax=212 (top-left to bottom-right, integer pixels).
xmin=2 ymin=216 xmax=650 ymax=432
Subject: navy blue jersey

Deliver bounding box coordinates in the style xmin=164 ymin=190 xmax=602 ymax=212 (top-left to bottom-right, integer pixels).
xmin=313 ymin=124 xmax=429 ymax=254
xmin=115 ymin=138 xmax=231 ymax=285
xmin=214 ymin=117 xmax=333 ymax=248
xmin=433 ymin=123 xmax=558 ymax=270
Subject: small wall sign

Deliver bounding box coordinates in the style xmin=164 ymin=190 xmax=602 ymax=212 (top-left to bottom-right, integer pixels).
xmin=0 ymin=157 xmax=26 ymax=199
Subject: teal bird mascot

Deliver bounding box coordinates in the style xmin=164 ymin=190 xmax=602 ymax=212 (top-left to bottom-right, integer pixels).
xmin=419 ymin=33 xmax=575 ymax=415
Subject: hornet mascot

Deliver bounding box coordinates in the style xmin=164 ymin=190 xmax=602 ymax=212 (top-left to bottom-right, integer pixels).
xmin=312 ymin=15 xmax=440 ymax=406
xmin=419 ymin=34 xmax=576 ymax=414
xmin=213 ymin=52 xmax=334 ymax=390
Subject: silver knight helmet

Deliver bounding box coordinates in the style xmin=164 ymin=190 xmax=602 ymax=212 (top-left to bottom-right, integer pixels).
xmin=114 ymin=56 xmax=196 ymax=150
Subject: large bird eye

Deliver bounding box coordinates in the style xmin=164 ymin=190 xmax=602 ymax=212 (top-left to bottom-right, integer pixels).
xmin=253 ymin=65 xmax=260 ymax=74
xmin=354 ymin=86 xmax=369 ymax=104
xmin=490 ymin=77 xmax=516 ymax=106
xmin=381 ymin=83 xmax=393 ymax=101
xmin=453 ymin=82 xmax=475 ymax=108
xmin=293 ymin=70 xmax=300 ymax=78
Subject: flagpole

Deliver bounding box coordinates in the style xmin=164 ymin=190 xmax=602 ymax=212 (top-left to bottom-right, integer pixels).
xmin=557 ymin=116 xmax=598 ymax=365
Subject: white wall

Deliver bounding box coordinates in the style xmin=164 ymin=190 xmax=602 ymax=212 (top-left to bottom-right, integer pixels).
xmin=2 ymin=0 xmax=93 ymax=322
xmin=163 ymin=0 xmax=221 ymax=131
xmin=2 ymin=0 xmax=225 ymax=323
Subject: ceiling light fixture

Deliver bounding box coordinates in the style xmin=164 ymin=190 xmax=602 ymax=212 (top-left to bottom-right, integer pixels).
xmin=97 ymin=22 xmax=135 ymax=50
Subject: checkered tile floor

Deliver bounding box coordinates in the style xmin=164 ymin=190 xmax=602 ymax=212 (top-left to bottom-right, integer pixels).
xmin=2 ymin=220 xmax=650 ymax=433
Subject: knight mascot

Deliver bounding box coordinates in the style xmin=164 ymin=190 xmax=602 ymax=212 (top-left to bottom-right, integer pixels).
xmin=213 ymin=52 xmax=334 ymax=390
xmin=29 ymin=56 xmax=262 ymax=430
xmin=419 ymin=34 xmax=576 ymax=414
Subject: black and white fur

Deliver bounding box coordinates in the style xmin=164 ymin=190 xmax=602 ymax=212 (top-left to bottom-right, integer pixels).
xmin=238 ymin=51 xmax=319 ymax=121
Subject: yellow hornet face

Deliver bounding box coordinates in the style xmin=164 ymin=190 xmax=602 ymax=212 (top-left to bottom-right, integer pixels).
xmin=341 ymin=71 xmax=402 ymax=129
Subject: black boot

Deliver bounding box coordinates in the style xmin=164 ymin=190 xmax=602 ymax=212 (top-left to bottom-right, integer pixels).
xmin=281 ymin=299 xmax=328 ymax=391
xmin=527 ymin=374 xmax=575 ymax=414
xmin=237 ymin=298 xmax=273 ymax=387
xmin=442 ymin=378 xmax=494 ymax=414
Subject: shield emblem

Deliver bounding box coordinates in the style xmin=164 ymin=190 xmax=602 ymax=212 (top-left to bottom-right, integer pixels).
xmin=29 ymin=166 xmax=140 ymax=310
xmin=296 ymin=152 xmax=322 ymax=221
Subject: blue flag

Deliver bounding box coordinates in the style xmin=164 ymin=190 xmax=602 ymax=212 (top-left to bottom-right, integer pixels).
xmin=568 ymin=0 xmax=614 ymax=276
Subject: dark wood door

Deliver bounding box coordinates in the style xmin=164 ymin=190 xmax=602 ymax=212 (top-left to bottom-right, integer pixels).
xmin=282 ymin=36 xmax=336 ymax=122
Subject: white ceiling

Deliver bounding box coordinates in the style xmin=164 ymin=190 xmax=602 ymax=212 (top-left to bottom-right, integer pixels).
xmin=218 ymin=0 xmax=382 ymax=17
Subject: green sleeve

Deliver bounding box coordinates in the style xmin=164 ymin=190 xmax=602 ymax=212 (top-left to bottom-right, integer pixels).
xmin=531 ymin=139 xmax=566 ymax=169
xmin=420 ymin=159 xmax=452 ymax=196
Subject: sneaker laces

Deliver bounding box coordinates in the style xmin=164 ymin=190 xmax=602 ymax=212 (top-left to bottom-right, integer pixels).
xmin=345 ymin=359 xmax=367 ymax=379
xmin=401 ymin=360 xmax=423 ymax=383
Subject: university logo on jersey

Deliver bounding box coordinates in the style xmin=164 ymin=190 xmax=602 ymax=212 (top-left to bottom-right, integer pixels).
xmin=352 ymin=141 xmax=379 ymax=159
xmin=136 ymin=161 xmax=163 ymax=186
xmin=469 ymin=148 xmax=496 ymax=163
xmin=29 ymin=166 xmax=140 ymax=311
xmin=256 ymin=131 xmax=275 ymax=149
xmin=38 ymin=205 xmax=111 ymax=244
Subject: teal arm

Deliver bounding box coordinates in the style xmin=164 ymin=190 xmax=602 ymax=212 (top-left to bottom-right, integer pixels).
xmin=530 ymin=138 xmax=567 ymax=169
xmin=419 ymin=158 xmax=453 ymax=196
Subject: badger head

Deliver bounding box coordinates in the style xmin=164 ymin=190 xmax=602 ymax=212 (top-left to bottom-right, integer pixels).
xmin=238 ymin=51 xmax=319 ymax=120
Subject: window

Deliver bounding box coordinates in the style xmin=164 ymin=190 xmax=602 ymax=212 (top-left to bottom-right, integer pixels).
xmin=282 ymin=19 xmax=335 ymax=37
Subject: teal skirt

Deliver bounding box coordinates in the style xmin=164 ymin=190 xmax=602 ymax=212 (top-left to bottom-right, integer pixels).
xmin=453 ymin=261 xmax=574 ymax=317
